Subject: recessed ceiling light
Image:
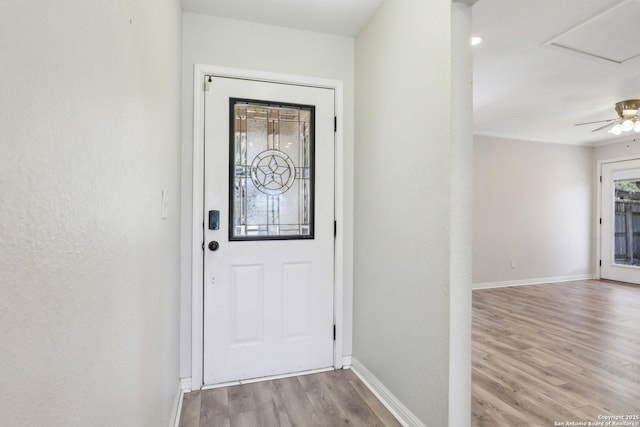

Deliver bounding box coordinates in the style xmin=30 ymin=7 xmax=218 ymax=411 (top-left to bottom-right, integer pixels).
xmin=471 ymin=36 xmax=483 ymax=46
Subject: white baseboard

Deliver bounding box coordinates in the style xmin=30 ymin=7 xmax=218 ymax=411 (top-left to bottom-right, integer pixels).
xmin=180 ymin=377 xmax=192 ymax=392
xmin=351 ymin=358 xmax=426 ymax=427
xmin=180 ymin=377 xmax=193 ymax=393
xmin=342 ymin=356 xmax=352 ymax=367
xmin=472 ymin=274 xmax=594 ymax=290
xmin=170 ymin=382 xmax=186 ymax=427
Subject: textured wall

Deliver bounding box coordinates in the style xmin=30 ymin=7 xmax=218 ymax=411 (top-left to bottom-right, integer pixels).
xmin=450 ymin=3 xmax=473 ymax=426
xmin=354 ymin=0 xmax=453 ymax=424
xmin=180 ymin=13 xmax=355 ymax=378
xmin=0 ymin=0 xmax=182 ymax=425
xmin=472 ymin=135 xmax=593 ymax=286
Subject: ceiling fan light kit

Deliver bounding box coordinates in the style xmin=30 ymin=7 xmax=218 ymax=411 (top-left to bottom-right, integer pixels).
xmin=575 ymin=99 xmax=640 ymax=135
xmin=608 ymin=99 xmax=640 ymax=135
xmin=611 ymin=123 xmax=623 ymax=135
xmin=615 ymin=100 xmax=640 ymax=117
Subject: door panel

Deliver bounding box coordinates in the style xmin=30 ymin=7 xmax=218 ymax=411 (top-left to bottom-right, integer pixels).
xmin=282 ymin=262 xmax=312 ymax=338
xmin=601 ymin=159 xmax=640 ymax=284
xmin=230 ymin=264 xmax=264 ymax=344
xmin=203 ymin=77 xmax=335 ymax=385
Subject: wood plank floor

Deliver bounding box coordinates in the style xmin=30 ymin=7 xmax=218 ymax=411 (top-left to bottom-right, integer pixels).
xmin=472 ymin=279 xmax=640 ymax=426
xmin=179 ymin=369 xmax=402 ymax=427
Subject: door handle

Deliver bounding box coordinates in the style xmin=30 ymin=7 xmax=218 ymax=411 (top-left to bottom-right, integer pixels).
xmin=208 ymin=241 xmax=220 ymax=251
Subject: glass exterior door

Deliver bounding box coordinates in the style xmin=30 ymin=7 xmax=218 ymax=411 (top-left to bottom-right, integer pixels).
xmin=601 ymin=159 xmax=640 ymax=284
xmin=203 ymin=77 xmax=335 ymax=385
xmin=613 ymin=178 xmax=640 ymax=266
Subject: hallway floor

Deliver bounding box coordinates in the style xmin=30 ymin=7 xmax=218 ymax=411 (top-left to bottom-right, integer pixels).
xmin=179 ymin=369 xmax=401 ymax=426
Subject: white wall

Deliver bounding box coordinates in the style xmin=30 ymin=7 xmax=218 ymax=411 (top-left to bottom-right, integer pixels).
xmin=449 ymin=3 xmax=473 ymax=426
xmin=354 ymin=0 xmax=458 ymax=424
xmin=180 ymin=13 xmax=355 ymax=378
xmin=594 ymin=139 xmax=640 ymax=161
xmin=0 ymin=0 xmax=182 ymax=425
xmin=473 ymin=135 xmax=593 ymax=287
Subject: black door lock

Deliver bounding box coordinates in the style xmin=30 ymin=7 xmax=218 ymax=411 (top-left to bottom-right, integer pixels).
xmin=208 ymin=241 xmax=220 ymax=251
xmin=208 ymin=210 xmax=220 ymax=230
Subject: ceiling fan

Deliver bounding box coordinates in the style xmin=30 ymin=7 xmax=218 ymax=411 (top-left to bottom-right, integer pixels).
xmin=575 ymin=99 xmax=640 ymax=135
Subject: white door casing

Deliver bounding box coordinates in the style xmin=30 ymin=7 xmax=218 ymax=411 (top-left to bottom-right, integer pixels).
xmin=202 ymin=76 xmax=335 ymax=385
xmin=601 ymin=158 xmax=640 ymax=284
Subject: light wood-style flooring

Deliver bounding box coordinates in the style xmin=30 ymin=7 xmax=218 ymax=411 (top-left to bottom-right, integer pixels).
xmin=473 ymin=279 xmax=640 ymax=426
xmin=179 ymin=369 xmax=401 ymax=427
xmin=180 ymin=280 xmax=640 ymax=426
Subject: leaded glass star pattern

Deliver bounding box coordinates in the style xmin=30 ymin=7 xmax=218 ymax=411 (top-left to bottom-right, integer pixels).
xmin=230 ymin=99 xmax=314 ymax=240
xmin=250 ymin=150 xmax=296 ymax=195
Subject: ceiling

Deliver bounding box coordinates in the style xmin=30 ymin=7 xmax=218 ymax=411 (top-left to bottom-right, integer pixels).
xmin=473 ymin=0 xmax=640 ymax=146
xmin=181 ymin=0 xmax=384 ymax=37
xmin=181 ymin=0 xmax=640 ymax=146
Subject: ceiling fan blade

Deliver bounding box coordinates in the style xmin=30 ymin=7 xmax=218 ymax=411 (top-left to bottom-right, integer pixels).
xmin=574 ymin=118 xmax=617 ymax=126
xmin=592 ymin=122 xmax=617 ymax=132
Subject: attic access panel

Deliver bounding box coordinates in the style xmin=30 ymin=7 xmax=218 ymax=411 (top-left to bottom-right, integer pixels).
xmin=546 ymin=0 xmax=640 ymax=65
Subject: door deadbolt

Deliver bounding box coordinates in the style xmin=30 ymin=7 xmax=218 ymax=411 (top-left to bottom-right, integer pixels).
xmin=208 ymin=241 xmax=220 ymax=251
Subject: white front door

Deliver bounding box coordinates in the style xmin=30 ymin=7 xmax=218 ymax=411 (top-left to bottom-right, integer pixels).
xmin=601 ymin=158 xmax=640 ymax=284
xmin=203 ymin=77 xmax=335 ymax=385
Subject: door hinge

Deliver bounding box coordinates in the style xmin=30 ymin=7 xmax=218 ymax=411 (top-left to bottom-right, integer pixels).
xmin=334 ymin=116 xmax=337 ymax=132
xmin=600 ymin=175 xmax=602 ymax=183
xmin=203 ymin=76 xmax=212 ymax=92
xmin=599 ymin=218 xmax=602 ymax=224
xmin=202 ymin=242 xmax=205 ymax=251
xmin=333 ymin=324 xmax=336 ymax=340
xmin=599 ymin=260 xmax=602 ymax=267
xmin=334 ymin=220 xmax=337 ymax=237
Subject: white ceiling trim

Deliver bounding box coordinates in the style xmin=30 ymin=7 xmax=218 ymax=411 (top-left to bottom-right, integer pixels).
xmin=473 ymin=131 xmax=592 ymax=146
xmin=474 ymin=131 xmax=640 ymax=148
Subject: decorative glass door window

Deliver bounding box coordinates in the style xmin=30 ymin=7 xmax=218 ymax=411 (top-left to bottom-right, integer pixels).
xmin=230 ymin=99 xmax=314 ymax=240
xmin=613 ymin=178 xmax=640 ymax=266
